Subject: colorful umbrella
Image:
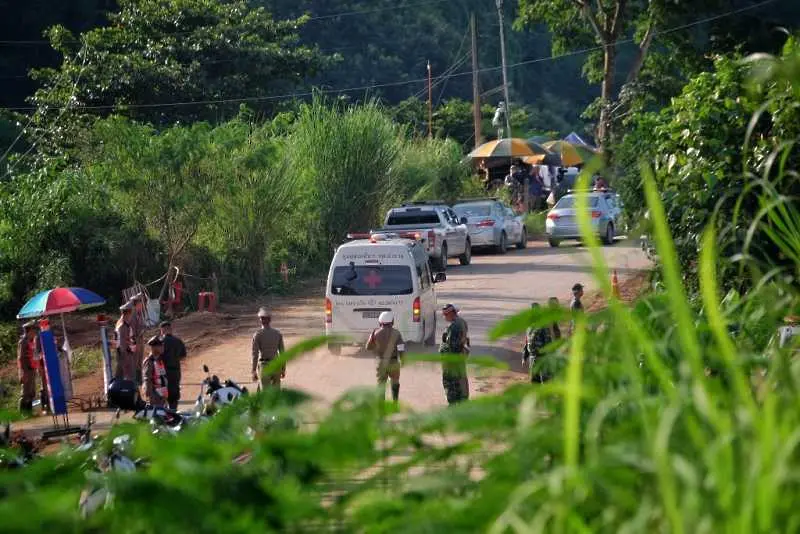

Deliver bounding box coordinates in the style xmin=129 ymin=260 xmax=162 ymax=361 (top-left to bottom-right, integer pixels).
xmin=468 ymin=138 xmax=550 ymax=159
xmin=17 ymin=287 xmax=106 ymax=319
xmin=542 ymin=140 xmax=598 ymax=167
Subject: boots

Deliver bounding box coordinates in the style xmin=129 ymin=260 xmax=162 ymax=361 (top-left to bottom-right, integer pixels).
xmin=391 ymin=383 xmax=400 ymax=402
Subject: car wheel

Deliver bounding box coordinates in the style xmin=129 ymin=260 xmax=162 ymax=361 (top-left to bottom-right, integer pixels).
xmin=548 ymin=238 xmax=560 ymax=248
xmin=603 ymin=223 xmax=615 ymax=245
xmin=496 ymin=232 xmax=507 ymax=254
xmin=459 ymin=240 xmax=472 ymax=265
xmin=517 ymin=229 xmax=527 ymax=249
xmin=438 ymin=243 xmax=448 ymax=271
xmin=328 ymin=343 xmax=341 ymax=355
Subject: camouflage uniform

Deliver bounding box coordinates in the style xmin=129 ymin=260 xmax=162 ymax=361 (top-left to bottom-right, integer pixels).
xmin=439 ymin=316 xmax=469 ymax=405
xmin=366 ymin=326 xmax=404 ymax=401
xmin=252 ymin=326 xmax=285 ymax=389
xmin=523 ymin=326 xmax=552 ymax=382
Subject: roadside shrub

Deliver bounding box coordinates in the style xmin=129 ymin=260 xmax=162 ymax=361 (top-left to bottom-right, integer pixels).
xmin=289 ymin=96 xmax=400 ymax=257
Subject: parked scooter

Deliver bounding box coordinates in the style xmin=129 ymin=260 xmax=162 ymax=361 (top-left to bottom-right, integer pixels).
xmin=198 ymin=364 xmax=248 ymax=415
xmin=78 ymin=433 xmax=145 ymax=518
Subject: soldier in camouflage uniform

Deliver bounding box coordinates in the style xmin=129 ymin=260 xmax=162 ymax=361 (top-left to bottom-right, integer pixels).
xmin=522 ymin=303 xmax=553 ymax=383
xmin=439 ymin=303 xmax=469 ymax=405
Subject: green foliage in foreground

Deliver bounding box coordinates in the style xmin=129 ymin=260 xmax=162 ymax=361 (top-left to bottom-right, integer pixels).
xmin=1 ymin=160 xmax=799 ymax=532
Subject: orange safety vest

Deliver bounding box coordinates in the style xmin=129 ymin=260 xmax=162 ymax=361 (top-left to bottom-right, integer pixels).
xmin=19 ymin=338 xmax=39 ymax=370
xmin=151 ymin=358 xmax=169 ymax=400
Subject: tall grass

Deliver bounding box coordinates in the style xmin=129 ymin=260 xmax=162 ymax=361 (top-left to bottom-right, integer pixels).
xmin=2 ymin=51 xmax=800 ymax=534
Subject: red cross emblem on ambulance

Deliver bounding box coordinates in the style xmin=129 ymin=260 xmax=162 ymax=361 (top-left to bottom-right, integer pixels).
xmin=364 ymin=270 xmax=382 ymax=289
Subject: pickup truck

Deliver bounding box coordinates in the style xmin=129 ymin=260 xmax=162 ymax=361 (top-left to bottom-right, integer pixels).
xmin=377 ymin=202 xmax=471 ymax=271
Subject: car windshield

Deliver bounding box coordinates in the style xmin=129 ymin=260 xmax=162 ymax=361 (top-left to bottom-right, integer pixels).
xmin=386 ymin=211 xmax=440 ymax=225
xmin=453 ymin=204 xmax=491 ymax=217
xmin=331 ymin=265 xmax=414 ymax=296
xmin=554 ymin=196 xmax=600 ymax=209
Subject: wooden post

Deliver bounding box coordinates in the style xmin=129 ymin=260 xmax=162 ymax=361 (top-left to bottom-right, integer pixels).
xmin=471 ymin=13 xmax=482 ymax=149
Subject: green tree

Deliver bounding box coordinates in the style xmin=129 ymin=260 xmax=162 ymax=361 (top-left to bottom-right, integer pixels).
xmin=28 ymin=0 xmax=327 ymax=129
xmin=87 ymin=118 xmax=219 ymax=275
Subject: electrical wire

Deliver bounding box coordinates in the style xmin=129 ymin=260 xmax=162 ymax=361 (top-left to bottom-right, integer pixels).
xmin=0 ymin=0 xmax=783 ymax=113
xmin=0 ymin=0 xmax=453 ymax=46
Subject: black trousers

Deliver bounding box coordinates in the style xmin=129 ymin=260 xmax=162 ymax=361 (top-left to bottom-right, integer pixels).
xmin=166 ymin=369 xmax=181 ymax=410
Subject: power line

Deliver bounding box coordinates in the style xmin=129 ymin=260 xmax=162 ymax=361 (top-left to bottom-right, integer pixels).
xmin=0 ymin=0 xmax=782 ymax=113
xmin=0 ymin=0 xmax=452 ymax=46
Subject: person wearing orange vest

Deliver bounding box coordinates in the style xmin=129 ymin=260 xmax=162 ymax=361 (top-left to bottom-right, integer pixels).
xmin=16 ymin=321 xmax=40 ymax=413
xmin=142 ymin=335 xmax=169 ymax=407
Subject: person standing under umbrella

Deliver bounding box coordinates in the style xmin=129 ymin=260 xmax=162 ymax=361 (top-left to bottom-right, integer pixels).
xmin=17 ymin=321 xmax=40 ymax=413
xmin=115 ymin=302 xmax=137 ymax=381
xmin=159 ymin=321 xmax=186 ymax=410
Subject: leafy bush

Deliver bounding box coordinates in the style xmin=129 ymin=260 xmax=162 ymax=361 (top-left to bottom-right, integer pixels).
xmin=289 ymin=96 xmax=401 ymax=257
xmin=613 ymin=44 xmax=800 ymax=293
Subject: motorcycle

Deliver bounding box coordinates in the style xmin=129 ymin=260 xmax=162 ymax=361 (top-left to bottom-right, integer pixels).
xmin=78 ymin=433 xmax=145 ymax=518
xmin=198 ymin=364 xmax=248 ymax=415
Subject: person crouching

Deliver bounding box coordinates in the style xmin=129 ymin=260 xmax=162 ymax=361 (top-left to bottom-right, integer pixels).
xmin=142 ymin=336 xmax=169 ymax=407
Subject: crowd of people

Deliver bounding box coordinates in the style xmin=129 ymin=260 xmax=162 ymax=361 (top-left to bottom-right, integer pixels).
xmin=18 ymin=283 xmax=587 ymax=414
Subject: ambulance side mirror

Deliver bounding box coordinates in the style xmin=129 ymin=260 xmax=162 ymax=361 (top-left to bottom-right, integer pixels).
xmin=433 ymin=272 xmax=447 ymax=283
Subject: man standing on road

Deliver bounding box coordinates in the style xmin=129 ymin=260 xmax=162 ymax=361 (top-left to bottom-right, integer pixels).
xmin=522 ymin=303 xmax=553 ymax=383
xmin=569 ymin=283 xmax=584 ymax=335
xmin=439 ymin=303 xmax=470 ymax=405
xmin=366 ymin=312 xmax=405 ymax=402
xmin=129 ymin=293 xmax=146 ymax=385
xmin=17 ymin=321 xmax=40 ymax=413
xmin=142 ymin=336 xmax=169 ymax=407
xmin=115 ymin=302 xmax=136 ymax=381
xmin=251 ymin=308 xmax=286 ymax=389
xmin=159 ymin=321 xmax=186 ymax=410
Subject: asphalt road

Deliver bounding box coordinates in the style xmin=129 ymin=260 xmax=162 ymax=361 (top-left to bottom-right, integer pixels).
xmin=18 ymin=238 xmax=650 ymax=434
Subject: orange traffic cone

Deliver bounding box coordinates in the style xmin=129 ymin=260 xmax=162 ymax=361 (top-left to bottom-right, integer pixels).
xmin=611 ymin=270 xmax=620 ymax=298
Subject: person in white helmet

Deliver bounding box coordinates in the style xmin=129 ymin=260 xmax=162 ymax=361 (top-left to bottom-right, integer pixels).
xmin=365 ymin=311 xmax=405 ymax=402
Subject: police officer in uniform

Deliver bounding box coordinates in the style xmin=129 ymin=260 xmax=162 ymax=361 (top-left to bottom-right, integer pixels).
xmin=439 ymin=303 xmax=470 ymax=405
xmin=251 ymin=308 xmax=286 ymax=389
xmin=17 ymin=321 xmax=40 ymax=413
xmin=129 ymin=293 xmax=146 ymax=385
xmin=159 ymin=321 xmax=186 ymax=410
xmin=142 ymin=336 xmax=169 ymax=407
xmin=365 ymin=311 xmax=405 ymax=402
xmin=115 ymin=302 xmax=136 ymax=381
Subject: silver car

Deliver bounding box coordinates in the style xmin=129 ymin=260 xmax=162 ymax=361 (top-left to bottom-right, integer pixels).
xmin=545 ymin=190 xmax=623 ymax=247
xmin=452 ymin=199 xmax=527 ymax=253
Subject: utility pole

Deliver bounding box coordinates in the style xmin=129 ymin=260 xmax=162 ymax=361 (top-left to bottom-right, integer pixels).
xmin=427 ymin=60 xmax=433 ymax=138
xmin=470 ymin=13 xmax=482 ymax=149
xmin=495 ymin=0 xmax=511 ymax=138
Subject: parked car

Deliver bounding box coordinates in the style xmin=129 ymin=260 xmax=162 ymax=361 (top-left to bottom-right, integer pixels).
xmin=452 ymin=198 xmax=527 ymax=253
xmin=545 ymin=189 xmax=624 ymax=247
xmin=324 ymin=233 xmax=446 ymax=354
xmin=379 ymin=202 xmax=471 ymax=271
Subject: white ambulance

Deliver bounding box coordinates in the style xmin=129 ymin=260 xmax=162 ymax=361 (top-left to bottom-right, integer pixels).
xmin=324 ymin=232 xmax=446 ymax=354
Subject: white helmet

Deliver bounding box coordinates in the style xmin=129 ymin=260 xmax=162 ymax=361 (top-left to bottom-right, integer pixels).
xmin=378 ymin=311 xmax=394 ymax=325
